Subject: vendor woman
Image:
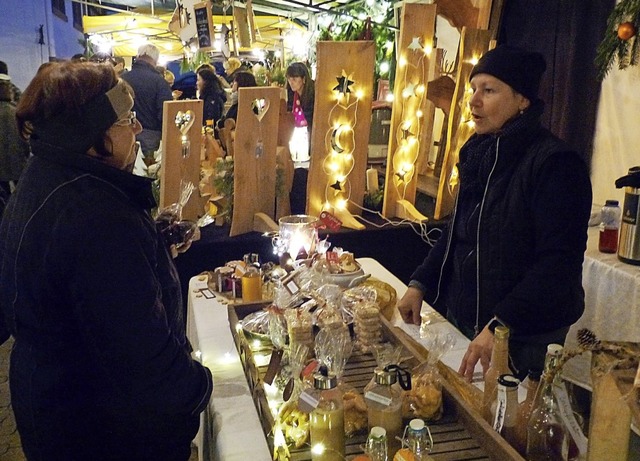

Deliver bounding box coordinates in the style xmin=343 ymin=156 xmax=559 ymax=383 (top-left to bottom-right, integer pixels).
xmin=396 ymin=45 xmax=592 ymax=380
xmin=286 ymin=62 xmax=315 ymax=214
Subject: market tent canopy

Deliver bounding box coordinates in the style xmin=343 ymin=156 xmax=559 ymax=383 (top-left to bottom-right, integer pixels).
xmin=83 ymin=11 xmax=307 ymax=58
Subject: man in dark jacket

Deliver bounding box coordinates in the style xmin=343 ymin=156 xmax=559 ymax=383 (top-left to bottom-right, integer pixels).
xmin=397 ymin=46 xmax=592 ymax=380
xmin=122 ymin=44 xmax=172 ymax=155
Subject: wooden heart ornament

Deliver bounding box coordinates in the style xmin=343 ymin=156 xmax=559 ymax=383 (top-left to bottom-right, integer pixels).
xmin=251 ymin=98 xmax=270 ymax=122
xmin=175 ymin=110 xmax=195 ymax=135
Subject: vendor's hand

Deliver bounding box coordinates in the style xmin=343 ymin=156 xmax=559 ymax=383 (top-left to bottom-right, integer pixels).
xmin=458 ymin=325 xmax=493 ymax=382
xmin=397 ymin=286 xmax=424 ymax=325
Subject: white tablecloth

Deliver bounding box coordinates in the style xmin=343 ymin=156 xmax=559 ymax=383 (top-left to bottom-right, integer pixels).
xmin=563 ymin=225 xmax=640 ymax=389
xmin=186 ymin=257 xmax=478 ymax=461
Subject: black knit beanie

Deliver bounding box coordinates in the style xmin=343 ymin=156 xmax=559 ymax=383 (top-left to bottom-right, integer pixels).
xmin=469 ymin=45 xmax=546 ymax=101
xmin=32 ymin=79 xmax=134 ymax=154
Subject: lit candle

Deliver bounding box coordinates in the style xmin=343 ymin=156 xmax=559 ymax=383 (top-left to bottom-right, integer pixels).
xmin=366 ymin=168 xmax=379 ymax=192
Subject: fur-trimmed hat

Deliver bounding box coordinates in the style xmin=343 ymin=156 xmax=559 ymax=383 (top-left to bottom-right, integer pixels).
xmin=470 ymin=45 xmax=546 ymax=101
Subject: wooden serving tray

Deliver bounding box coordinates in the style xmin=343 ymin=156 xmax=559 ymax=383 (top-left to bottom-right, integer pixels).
xmin=228 ymin=303 xmax=524 ymax=461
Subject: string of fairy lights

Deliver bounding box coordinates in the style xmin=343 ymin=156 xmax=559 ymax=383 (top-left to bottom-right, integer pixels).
xmin=390 ymin=35 xmax=432 ymax=202
xmin=321 ymin=69 xmax=364 ymax=213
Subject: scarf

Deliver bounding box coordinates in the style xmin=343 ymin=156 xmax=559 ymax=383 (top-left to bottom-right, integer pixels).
xmin=458 ymin=100 xmax=544 ymax=196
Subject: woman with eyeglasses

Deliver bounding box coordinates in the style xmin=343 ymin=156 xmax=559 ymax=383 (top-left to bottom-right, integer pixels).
xmin=0 ymin=61 xmax=212 ymax=461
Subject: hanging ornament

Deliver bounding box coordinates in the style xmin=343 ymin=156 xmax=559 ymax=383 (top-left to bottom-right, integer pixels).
xmin=618 ymin=21 xmax=637 ymax=40
xmin=595 ymin=0 xmax=640 ymax=80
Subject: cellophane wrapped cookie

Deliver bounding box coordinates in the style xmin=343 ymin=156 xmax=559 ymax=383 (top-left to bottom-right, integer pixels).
xmin=402 ymin=324 xmax=456 ymax=421
xmin=353 ymin=300 xmax=382 ymax=352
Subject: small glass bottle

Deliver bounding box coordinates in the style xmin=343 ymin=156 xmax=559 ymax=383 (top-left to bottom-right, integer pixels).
xmin=482 ymin=325 xmax=511 ymax=423
xmin=490 ymin=374 xmax=521 ymax=449
xmin=365 ymin=426 xmax=388 ymax=461
xmin=599 ymin=199 xmax=621 ymax=253
xmin=514 ymin=368 xmax=542 ymax=456
xmin=309 ymin=371 xmax=345 ymax=461
xmin=364 ymin=368 xmax=403 ymax=458
xmin=526 ymin=344 xmax=569 ymax=461
xmin=405 ymin=418 xmax=432 ymax=461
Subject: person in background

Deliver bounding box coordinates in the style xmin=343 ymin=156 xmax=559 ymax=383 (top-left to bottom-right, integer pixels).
xmin=122 ymin=43 xmax=172 ymax=156
xmin=0 ymin=60 xmax=212 ymax=460
xmin=286 ymin=61 xmax=315 ymax=214
xmin=197 ymin=66 xmax=227 ymax=126
xmin=113 ymin=56 xmax=126 ymax=76
xmin=217 ymin=70 xmax=257 ymax=129
xmin=0 ymin=80 xmax=29 ymax=195
xmin=0 ymin=60 xmax=22 ymax=105
xmin=223 ymin=56 xmax=248 ymax=84
xmin=396 ymin=45 xmax=592 ymax=381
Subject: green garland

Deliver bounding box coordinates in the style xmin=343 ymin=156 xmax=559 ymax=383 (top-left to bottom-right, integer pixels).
xmin=595 ymin=0 xmax=640 ymax=80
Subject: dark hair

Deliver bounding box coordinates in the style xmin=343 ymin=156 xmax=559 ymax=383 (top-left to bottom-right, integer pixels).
xmin=89 ymin=52 xmax=115 ymax=65
xmin=197 ymin=67 xmax=224 ymax=100
xmin=0 ymin=61 xmax=8 ymax=75
xmin=16 ymin=61 xmax=120 ymax=157
xmin=286 ymin=62 xmax=315 ymax=110
xmin=233 ymin=71 xmax=257 ymax=88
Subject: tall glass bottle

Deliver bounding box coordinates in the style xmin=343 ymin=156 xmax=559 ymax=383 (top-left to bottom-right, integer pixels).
xmin=526 ymin=344 xmax=569 ymax=461
xmin=309 ymin=372 xmax=345 ymax=461
xmin=490 ymin=374 xmax=520 ymax=449
xmin=482 ymin=325 xmax=511 ymax=422
xmin=364 ymin=368 xmax=403 ymax=458
xmin=513 ymin=368 xmax=542 ymax=456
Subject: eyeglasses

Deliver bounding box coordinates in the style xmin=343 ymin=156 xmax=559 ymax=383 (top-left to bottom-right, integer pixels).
xmin=114 ymin=111 xmax=137 ymax=127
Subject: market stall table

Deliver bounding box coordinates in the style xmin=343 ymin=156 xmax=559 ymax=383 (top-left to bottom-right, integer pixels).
xmin=563 ymin=224 xmax=640 ymax=390
xmin=185 ymin=257 xmax=479 ymax=461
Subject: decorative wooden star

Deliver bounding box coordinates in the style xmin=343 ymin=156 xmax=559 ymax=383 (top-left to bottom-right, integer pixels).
xmin=395 ymin=170 xmax=407 ymax=183
xmin=401 ymin=127 xmax=414 ymax=139
xmin=408 ymin=37 xmax=422 ymax=51
xmin=333 ymin=72 xmax=354 ymax=94
xmin=331 ymin=180 xmax=343 ymax=193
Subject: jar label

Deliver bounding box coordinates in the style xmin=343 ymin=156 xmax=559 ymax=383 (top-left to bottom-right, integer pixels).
xmin=622 ymin=193 xmax=639 ymax=225
xmin=364 ymin=390 xmax=392 ymax=406
xmin=554 ymin=383 xmax=588 ymax=455
xmin=492 ymin=386 xmax=507 ymax=433
xmin=298 ymin=390 xmax=319 ymax=412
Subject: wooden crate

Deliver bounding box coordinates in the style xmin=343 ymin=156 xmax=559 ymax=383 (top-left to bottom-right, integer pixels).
xmin=227 ymin=303 xmax=524 ymax=461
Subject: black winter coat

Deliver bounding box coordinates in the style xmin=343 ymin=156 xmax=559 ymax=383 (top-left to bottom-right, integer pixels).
xmin=411 ymin=115 xmax=592 ymax=339
xmin=0 ymin=141 xmax=212 ymax=460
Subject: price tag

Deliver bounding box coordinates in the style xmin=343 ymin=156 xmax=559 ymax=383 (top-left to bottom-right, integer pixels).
xmin=319 ymin=211 xmax=342 ymax=231
xmin=263 ymin=349 xmax=283 ymax=385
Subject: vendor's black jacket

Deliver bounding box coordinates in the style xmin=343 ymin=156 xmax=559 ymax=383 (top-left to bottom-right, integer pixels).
xmin=410 ymin=102 xmax=592 ymax=338
xmin=0 ymin=140 xmax=212 ymax=459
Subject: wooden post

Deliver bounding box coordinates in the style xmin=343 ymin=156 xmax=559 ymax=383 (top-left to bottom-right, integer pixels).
xmin=229 ymin=86 xmax=282 ymax=237
xmin=307 ymin=40 xmax=375 ymax=229
xmin=381 ymin=3 xmax=437 ymax=221
xmin=160 ymin=99 xmax=203 ymax=221
xmin=433 ymin=28 xmax=493 ymax=220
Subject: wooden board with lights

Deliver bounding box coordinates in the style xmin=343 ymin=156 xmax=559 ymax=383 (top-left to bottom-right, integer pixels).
xmin=160 ymin=99 xmax=205 ymax=221
xmin=381 ymin=3 xmax=437 ymax=222
xmin=229 ymin=86 xmax=282 ymax=237
xmin=433 ymin=29 xmax=493 ymax=220
xmin=227 ymin=302 xmax=525 ymax=460
xmin=307 ymin=40 xmax=376 ymax=229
